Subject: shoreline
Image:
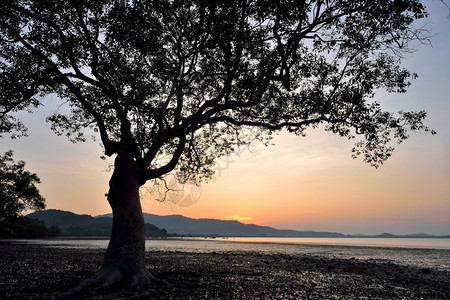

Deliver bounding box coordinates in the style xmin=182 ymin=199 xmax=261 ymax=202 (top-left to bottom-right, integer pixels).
xmin=1 ymin=241 xmax=449 ymax=299
xmin=6 ymin=235 xmax=450 ymax=249
xmin=6 ymin=237 xmax=450 ymax=272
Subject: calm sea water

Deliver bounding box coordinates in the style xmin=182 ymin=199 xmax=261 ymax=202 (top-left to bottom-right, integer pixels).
xmin=11 ymin=237 xmax=450 ymax=271
xmin=221 ymin=237 xmax=450 ymax=249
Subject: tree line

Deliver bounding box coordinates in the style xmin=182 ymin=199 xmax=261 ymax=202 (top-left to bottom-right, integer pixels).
xmin=0 ymin=215 xmax=171 ymax=238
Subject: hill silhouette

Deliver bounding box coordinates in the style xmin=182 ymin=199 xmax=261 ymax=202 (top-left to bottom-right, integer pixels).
xmin=27 ymin=209 xmax=168 ymax=237
xmin=29 ymin=209 xmax=345 ymax=237
xmin=28 ymin=209 xmax=111 ymax=229
xmin=28 ymin=210 xmax=449 ymax=238
xmin=96 ymin=212 xmax=346 ymax=237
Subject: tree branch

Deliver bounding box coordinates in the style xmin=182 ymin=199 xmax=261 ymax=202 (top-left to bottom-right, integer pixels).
xmin=144 ymin=132 xmax=187 ymax=180
xmin=3 ymin=20 xmax=119 ymax=155
xmin=204 ymin=115 xmax=338 ymax=131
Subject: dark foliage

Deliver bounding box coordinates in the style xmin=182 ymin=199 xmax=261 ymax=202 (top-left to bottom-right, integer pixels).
xmin=0 ymin=216 xmax=48 ymax=238
xmin=145 ymin=223 xmax=168 ymax=238
xmin=47 ymin=224 xmax=63 ymax=237
xmin=1 ymin=0 xmax=434 ymax=182
xmin=0 ymin=151 xmax=45 ymax=224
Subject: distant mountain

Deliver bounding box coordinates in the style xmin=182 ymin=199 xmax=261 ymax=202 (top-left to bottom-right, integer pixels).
xmin=27 ymin=209 xmax=168 ymax=237
xmin=28 ymin=210 xmax=449 ymax=238
xmin=28 ymin=209 xmax=112 ymax=229
xmin=368 ymin=232 xmax=448 ymax=238
xmin=96 ymin=212 xmax=346 ymax=237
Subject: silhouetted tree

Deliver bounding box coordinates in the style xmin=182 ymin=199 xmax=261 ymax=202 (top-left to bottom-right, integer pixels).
xmin=0 ymin=151 xmax=45 ymax=224
xmin=10 ymin=216 xmax=48 ymax=238
xmin=0 ymin=0 xmax=435 ymax=293
xmin=47 ymin=224 xmax=63 ymax=237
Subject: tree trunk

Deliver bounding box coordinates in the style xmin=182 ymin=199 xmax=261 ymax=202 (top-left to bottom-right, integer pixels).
xmin=100 ymin=150 xmax=150 ymax=285
xmin=59 ymin=151 xmax=158 ymax=297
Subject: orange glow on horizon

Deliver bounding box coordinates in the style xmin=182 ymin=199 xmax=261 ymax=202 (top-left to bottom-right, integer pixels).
xmin=224 ymin=215 xmax=253 ymax=222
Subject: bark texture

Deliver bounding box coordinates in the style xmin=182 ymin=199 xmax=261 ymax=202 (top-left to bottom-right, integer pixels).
xmin=102 ymin=150 xmax=148 ymax=284
xmin=58 ymin=151 xmax=157 ymax=298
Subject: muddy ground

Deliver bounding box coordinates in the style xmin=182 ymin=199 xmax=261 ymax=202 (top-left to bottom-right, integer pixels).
xmin=0 ymin=241 xmax=449 ymax=299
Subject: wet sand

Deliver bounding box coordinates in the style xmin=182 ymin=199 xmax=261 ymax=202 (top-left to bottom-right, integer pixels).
xmin=1 ymin=241 xmax=449 ymax=299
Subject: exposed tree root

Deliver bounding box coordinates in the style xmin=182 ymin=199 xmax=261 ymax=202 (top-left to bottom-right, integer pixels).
xmin=54 ymin=267 xmax=168 ymax=299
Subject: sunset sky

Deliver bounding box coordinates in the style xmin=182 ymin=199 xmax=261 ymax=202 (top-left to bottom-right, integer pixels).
xmin=1 ymin=2 xmax=449 ymax=235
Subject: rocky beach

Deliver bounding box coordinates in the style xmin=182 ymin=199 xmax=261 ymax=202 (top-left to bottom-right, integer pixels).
xmin=1 ymin=241 xmax=449 ymax=299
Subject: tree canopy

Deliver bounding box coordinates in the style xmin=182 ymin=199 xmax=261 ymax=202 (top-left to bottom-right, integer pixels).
xmin=1 ymin=0 xmax=435 ymax=185
xmin=0 ymin=150 xmax=45 ymax=223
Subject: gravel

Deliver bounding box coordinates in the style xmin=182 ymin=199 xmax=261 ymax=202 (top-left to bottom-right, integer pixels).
xmin=1 ymin=241 xmax=449 ymax=299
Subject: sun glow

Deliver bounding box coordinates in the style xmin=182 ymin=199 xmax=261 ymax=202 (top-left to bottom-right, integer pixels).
xmin=225 ymin=215 xmax=253 ymax=222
